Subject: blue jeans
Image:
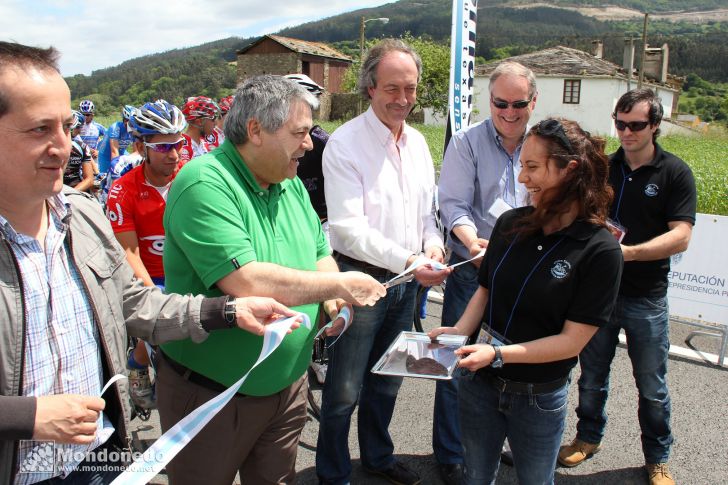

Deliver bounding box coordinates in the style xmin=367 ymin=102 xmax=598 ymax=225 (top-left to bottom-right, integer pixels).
xmin=433 ymin=252 xmax=478 ymax=464
xmin=576 ymin=295 xmax=672 ymax=464
xmin=459 ymin=372 xmax=569 ymax=485
xmin=316 ymin=262 xmax=417 ymax=484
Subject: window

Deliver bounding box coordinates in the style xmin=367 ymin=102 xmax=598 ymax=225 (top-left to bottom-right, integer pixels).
xmin=563 ymin=79 xmax=581 ymax=104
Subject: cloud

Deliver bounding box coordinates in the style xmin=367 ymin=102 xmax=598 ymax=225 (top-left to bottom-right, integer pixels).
xmin=1 ymin=0 xmax=391 ymax=76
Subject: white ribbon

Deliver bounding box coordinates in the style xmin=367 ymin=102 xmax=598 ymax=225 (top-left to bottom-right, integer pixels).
xmin=111 ymin=313 xmax=310 ymax=485
xmin=314 ymin=306 xmax=353 ymax=348
xmin=384 ymin=249 xmax=486 ymax=289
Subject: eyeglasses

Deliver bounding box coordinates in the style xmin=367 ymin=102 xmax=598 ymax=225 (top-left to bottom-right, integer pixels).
xmin=613 ymin=118 xmax=651 ymax=132
xmin=491 ymin=95 xmax=532 ymax=110
xmin=533 ymin=119 xmax=574 ymax=153
xmin=144 ymin=139 xmax=185 ymax=153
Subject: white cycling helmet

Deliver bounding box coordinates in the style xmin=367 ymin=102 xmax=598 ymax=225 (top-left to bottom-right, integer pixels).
xmin=79 ymin=99 xmax=95 ymax=114
xmin=129 ymin=99 xmax=187 ymax=137
xmin=285 ymin=74 xmax=324 ymax=96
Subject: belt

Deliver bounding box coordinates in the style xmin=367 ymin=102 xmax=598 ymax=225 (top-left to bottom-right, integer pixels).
xmin=477 ymin=371 xmax=568 ymax=395
xmin=161 ymin=352 xmax=247 ymax=396
xmin=333 ymin=251 xmax=391 ymax=278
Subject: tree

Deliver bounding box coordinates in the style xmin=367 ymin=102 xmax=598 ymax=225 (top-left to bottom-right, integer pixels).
xmin=341 ymin=33 xmax=451 ymax=116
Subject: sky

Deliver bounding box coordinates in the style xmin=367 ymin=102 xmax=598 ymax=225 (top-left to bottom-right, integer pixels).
xmin=1 ymin=0 xmax=392 ymax=77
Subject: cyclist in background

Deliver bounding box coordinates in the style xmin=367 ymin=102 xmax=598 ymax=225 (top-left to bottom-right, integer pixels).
xmin=65 ymin=111 xmax=95 ymax=193
xmin=106 ymin=99 xmax=187 ymax=409
xmin=78 ymin=99 xmax=106 ymax=158
xmin=97 ymin=104 xmax=135 ymax=173
xmin=180 ymin=95 xmax=218 ymax=164
xmin=206 ymin=95 xmax=233 ymax=148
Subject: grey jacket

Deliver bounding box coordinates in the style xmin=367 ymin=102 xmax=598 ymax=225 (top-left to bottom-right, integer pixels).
xmin=0 ymin=188 xmax=211 ymax=483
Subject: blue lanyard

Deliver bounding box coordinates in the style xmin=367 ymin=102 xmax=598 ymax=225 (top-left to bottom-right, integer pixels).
xmin=488 ymin=234 xmax=566 ymax=339
xmin=613 ymin=163 xmax=629 ymax=225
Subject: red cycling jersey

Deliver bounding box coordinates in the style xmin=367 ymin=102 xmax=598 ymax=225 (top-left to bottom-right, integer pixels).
xmin=106 ymin=163 xmax=179 ymax=278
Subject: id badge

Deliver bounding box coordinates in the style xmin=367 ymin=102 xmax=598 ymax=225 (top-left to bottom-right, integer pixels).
xmin=475 ymin=326 xmax=511 ymax=346
xmin=606 ymin=218 xmax=627 ymax=243
xmin=488 ymin=197 xmax=513 ymax=219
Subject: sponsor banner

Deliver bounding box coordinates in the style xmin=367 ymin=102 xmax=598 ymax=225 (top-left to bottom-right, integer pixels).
xmin=448 ymin=0 xmax=478 ymax=135
xmin=668 ymin=213 xmax=728 ymax=325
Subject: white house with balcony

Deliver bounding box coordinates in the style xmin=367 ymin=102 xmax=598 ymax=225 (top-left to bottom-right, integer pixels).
xmin=426 ymin=44 xmax=685 ymax=137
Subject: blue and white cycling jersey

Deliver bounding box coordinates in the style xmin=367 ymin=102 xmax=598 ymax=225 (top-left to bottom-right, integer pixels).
xmin=79 ymin=121 xmax=106 ymax=150
xmin=97 ymin=120 xmax=134 ymax=173
xmin=99 ymin=152 xmax=144 ymax=206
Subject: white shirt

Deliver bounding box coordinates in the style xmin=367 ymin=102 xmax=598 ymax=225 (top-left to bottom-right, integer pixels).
xmin=323 ymin=107 xmax=443 ymax=273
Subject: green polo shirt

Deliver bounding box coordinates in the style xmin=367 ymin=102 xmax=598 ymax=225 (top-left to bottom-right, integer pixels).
xmin=162 ymin=140 xmax=330 ymax=396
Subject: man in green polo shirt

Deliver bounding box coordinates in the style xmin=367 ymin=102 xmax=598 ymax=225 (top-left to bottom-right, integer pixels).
xmin=158 ymin=75 xmax=386 ymax=485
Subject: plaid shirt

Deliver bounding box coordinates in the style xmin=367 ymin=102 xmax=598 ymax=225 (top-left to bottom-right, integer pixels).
xmin=0 ymin=194 xmax=114 ymax=484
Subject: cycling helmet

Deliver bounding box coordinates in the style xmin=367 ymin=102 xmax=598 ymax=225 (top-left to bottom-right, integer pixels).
xmin=128 ymin=99 xmax=187 ymax=137
xmin=285 ymin=74 xmax=323 ymax=96
xmin=71 ymin=110 xmax=85 ymax=130
xmin=79 ymin=99 xmax=95 ymax=114
xmin=182 ymin=96 xmax=220 ymax=121
xmin=218 ymin=95 xmax=234 ymax=114
xmin=122 ymin=105 xmax=135 ymax=121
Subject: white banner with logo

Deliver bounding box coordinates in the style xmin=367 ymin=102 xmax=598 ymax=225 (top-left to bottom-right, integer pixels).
xmin=667 ymin=213 xmax=728 ymax=325
xmin=448 ymin=0 xmax=478 ymax=134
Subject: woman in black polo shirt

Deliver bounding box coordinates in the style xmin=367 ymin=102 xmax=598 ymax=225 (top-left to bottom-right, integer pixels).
xmin=430 ymin=118 xmax=623 ymax=484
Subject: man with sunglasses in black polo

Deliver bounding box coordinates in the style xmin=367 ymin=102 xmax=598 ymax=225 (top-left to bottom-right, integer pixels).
xmin=436 ymin=60 xmax=536 ymax=484
xmin=559 ymin=88 xmax=696 ymax=485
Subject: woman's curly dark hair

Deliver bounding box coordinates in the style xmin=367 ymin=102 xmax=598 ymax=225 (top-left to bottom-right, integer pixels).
xmin=514 ymin=118 xmax=613 ymax=236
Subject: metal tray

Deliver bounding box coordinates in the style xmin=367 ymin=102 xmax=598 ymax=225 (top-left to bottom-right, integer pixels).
xmin=371 ymin=331 xmax=468 ymax=380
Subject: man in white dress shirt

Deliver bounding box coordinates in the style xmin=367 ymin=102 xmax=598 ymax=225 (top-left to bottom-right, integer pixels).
xmin=316 ymin=38 xmax=448 ymax=485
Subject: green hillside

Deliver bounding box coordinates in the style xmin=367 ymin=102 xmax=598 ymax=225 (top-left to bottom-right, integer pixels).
xmin=67 ymin=0 xmax=728 ymax=122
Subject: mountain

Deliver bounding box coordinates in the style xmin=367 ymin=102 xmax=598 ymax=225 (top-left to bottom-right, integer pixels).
xmin=67 ymin=0 xmax=728 ymax=116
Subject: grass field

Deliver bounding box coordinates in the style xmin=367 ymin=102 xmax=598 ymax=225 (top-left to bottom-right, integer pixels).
xmin=321 ymin=121 xmax=727 ymax=216
xmin=95 ymin=114 xmax=726 ymax=216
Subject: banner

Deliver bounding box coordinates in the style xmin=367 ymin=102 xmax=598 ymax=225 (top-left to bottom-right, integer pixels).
xmin=448 ymin=0 xmax=478 ymax=136
xmin=667 ymin=213 xmax=728 ymax=325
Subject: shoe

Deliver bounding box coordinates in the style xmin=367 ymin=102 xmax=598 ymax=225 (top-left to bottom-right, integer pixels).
xmin=364 ymin=461 xmax=421 ymax=485
xmin=438 ymin=463 xmax=463 ymax=485
xmin=557 ymin=438 xmax=601 ymax=467
xmin=646 ymin=463 xmax=675 ymax=485
xmin=310 ymin=361 xmax=328 ymax=385
xmin=128 ymin=367 xmax=156 ymax=410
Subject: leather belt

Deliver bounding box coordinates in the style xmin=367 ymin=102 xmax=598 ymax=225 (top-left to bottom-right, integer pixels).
xmin=477 ymin=371 xmax=568 ymax=395
xmin=161 ymin=352 xmax=247 ymax=396
xmin=333 ymin=251 xmax=391 ymax=278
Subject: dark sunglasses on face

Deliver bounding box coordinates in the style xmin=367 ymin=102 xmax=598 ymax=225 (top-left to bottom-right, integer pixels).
xmin=533 ymin=119 xmax=574 ymax=153
xmin=144 ymin=139 xmax=185 ymax=153
xmin=491 ymin=95 xmax=532 ymax=110
xmin=613 ymin=119 xmax=651 ymax=132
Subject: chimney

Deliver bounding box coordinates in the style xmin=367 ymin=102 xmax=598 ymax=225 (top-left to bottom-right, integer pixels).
xmin=644 ymin=43 xmax=669 ymax=83
xmin=592 ymin=40 xmax=604 ymax=59
xmin=623 ymin=38 xmax=635 ymax=76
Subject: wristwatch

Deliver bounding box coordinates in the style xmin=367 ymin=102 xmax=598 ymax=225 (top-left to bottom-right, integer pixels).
xmin=490 ymin=345 xmax=504 ymax=368
xmin=223 ymin=296 xmax=237 ymax=328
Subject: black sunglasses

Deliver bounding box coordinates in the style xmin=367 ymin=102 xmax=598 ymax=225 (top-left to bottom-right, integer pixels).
xmin=533 ymin=119 xmax=574 ymax=153
xmin=613 ymin=119 xmax=651 ymax=132
xmin=491 ymin=95 xmax=532 ymax=110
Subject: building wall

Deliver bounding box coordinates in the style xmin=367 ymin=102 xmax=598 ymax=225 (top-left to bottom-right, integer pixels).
xmin=237 ymin=53 xmax=298 ymax=81
xmin=425 ymin=75 xmax=677 ymax=138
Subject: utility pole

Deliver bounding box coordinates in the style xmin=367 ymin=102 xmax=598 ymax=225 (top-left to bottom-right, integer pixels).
xmin=638 ymin=13 xmax=649 ymax=89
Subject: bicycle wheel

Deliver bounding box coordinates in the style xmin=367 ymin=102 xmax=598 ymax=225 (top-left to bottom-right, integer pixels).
xmin=413 ymin=284 xmax=429 ymax=333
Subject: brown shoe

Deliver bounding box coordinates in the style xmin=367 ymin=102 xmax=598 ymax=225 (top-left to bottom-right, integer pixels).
xmin=557 ymin=438 xmax=601 ymax=467
xmin=646 ymin=463 xmax=675 ymax=485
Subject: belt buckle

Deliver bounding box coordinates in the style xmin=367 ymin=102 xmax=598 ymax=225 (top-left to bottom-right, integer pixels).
xmin=493 ymin=374 xmax=508 ymax=393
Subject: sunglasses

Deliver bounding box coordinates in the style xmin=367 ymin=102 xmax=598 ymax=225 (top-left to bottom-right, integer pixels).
xmin=533 ymin=119 xmax=574 ymax=153
xmin=144 ymin=139 xmax=185 ymax=153
xmin=613 ymin=119 xmax=651 ymax=132
xmin=491 ymin=95 xmax=532 ymax=110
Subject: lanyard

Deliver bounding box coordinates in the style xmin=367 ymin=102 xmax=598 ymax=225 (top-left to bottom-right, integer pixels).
xmin=488 ymin=233 xmax=566 ymax=339
xmin=613 ymin=163 xmax=629 ymax=225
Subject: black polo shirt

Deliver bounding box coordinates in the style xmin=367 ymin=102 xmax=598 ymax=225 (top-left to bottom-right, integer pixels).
xmin=297 ymin=125 xmax=329 ymax=220
xmin=609 ymin=144 xmax=696 ymax=297
xmin=477 ymin=207 xmax=623 ymax=383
